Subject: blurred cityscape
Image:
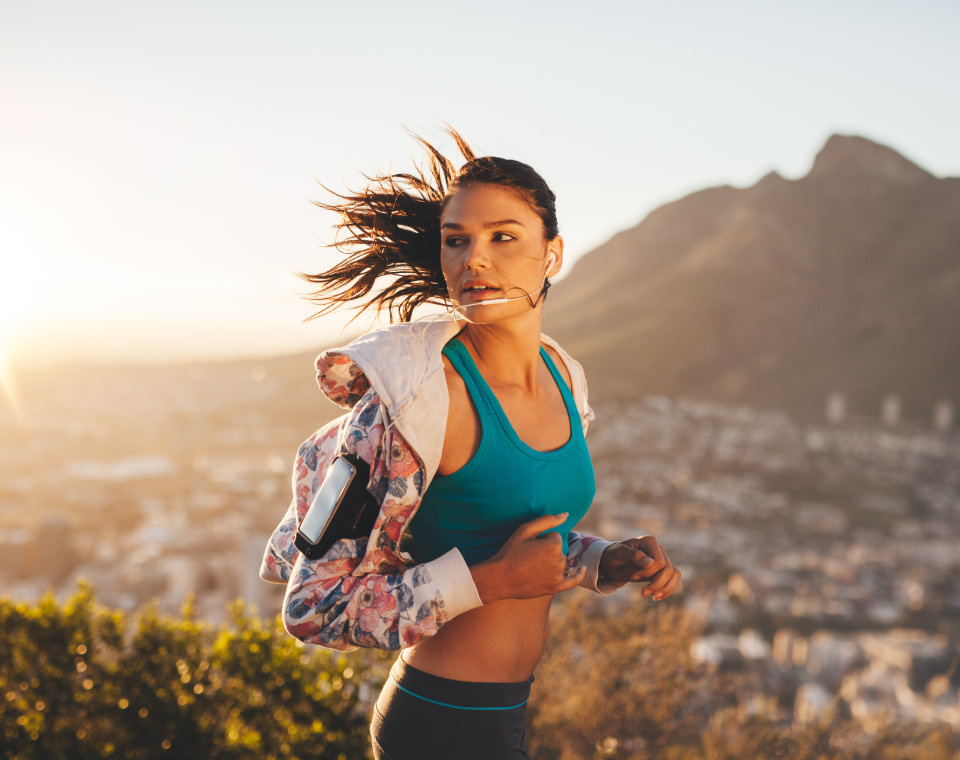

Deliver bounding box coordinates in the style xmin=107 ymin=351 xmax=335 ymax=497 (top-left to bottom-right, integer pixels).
xmin=588 ymin=396 xmax=960 ymax=733
xmin=0 ymin=355 xmax=339 ymax=623
xmin=1 ymin=358 xmax=959 ymax=734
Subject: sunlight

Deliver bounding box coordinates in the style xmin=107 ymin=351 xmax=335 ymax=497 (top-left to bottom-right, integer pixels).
xmin=0 ymin=341 xmax=21 ymax=417
xmin=0 ymin=250 xmax=39 ymax=416
xmin=0 ymin=303 xmax=18 ymax=410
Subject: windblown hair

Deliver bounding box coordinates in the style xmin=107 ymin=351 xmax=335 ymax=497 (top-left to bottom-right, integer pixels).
xmin=301 ymin=128 xmax=559 ymax=322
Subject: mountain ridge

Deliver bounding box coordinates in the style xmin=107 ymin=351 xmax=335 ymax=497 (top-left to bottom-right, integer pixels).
xmin=544 ymin=134 xmax=960 ymax=421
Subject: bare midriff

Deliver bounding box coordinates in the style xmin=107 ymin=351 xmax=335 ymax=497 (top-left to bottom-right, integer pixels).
xmin=402 ymin=595 xmax=553 ymax=683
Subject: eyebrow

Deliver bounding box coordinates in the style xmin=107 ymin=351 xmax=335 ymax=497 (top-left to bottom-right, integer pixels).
xmin=441 ymin=219 xmax=525 ymax=230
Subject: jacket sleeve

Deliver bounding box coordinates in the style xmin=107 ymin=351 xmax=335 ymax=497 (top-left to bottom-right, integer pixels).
xmin=566 ymin=532 xmax=629 ymax=594
xmin=280 ymin=388 xmax=483 ymax=651
xmin=259 ymin=418 xmax=342 ymax=585
xmin=258 ymin=499 xmax=298 ymax=585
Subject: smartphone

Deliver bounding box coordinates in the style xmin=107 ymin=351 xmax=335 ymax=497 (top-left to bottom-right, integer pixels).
xmin=294 ymin=454 xmax=378 ymax=560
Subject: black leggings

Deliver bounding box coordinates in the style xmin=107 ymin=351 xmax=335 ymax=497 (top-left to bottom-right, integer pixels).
xmin=370 ymin=657 xmax=532 ymax=759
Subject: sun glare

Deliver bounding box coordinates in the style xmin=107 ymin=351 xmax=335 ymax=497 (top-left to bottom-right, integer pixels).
xmin=0 ymin=260 xmax=39 ymax=416
xmin=0 ymin=341 xmax=20 ymax=416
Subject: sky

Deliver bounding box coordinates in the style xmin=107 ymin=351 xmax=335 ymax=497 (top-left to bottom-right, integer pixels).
xmin=1 ymin=0 xmax=958 ymax=371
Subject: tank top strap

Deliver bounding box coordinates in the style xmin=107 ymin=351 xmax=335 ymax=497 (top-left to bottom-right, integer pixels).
xmin=442 ymin=338 xmax=580 ymax=435
xmin=538 ymin=345 xmax=580 ymax=423
xmin=440 ymin=339 xmax=500 ymax=423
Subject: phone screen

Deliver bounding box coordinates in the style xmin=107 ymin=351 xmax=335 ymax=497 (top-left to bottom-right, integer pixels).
xmin=298 ymin=458 xmax=356 ymax=544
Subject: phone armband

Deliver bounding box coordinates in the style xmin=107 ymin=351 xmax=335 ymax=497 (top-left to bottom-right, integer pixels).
xmin=294 ymin=453 xmax=379 ymax=560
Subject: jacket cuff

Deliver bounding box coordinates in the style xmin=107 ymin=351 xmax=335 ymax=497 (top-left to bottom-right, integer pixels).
xmin=579 ymin=539 xmax=626 ymax=595
xmin=427 ymin=548 xmax=484 ymax=619
xmin=259 ymin=555 xmax=287 ymax=585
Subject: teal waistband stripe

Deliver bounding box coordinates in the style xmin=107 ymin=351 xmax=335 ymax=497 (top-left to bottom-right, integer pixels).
xmin=390 ymin=676 xmax=529 ymax=712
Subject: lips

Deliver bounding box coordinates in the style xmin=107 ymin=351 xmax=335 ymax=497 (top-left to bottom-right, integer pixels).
xmin=460 ymin=279 xmax=501 ymax=300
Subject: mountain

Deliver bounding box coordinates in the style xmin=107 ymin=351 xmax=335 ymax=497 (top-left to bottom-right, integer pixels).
xmin=544 ymin=135 xmax=960 ymax=422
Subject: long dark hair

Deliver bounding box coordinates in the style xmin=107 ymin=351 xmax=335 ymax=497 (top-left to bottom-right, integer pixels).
xmin=301 ymin=128 xmax=559 ymax=322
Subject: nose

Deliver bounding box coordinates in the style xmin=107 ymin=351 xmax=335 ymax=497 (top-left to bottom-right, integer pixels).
xmin=462 ymin=240 xmax=491 ymax=272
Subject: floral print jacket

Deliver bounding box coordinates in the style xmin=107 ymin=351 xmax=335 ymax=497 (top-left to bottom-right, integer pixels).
xmin=260 ymin=319 xmax=617 ymax=652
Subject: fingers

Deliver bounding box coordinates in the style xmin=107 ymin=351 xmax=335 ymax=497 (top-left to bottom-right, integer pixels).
xmin=485 ymin=513 xmax=583 ymax=600
xmin=658 ymin=566 xmax=682 ymax=599
xmin=645 ymin=570 xmax=681 ymax=601
xmin=640 ymin=545 xmax=668 ymax=594
xmin=601 ymin=535 xmax=683 ymax=601
xmin=630 ymin=539 xmax=665 ymax=579
xmin=611 ymin=549 xmax=656 ymax=582
xmin=555 ymin=565 xmax=587 ymax=593
xmin=533 ymin=557 xmax=584 ymax=596
xmin=641 ymin=547 xmax=682 ymax=601
xmin=621 ymin=543 xmax=656 ymax=571
xmin=512 ymin=512 xmax=569 ymax=542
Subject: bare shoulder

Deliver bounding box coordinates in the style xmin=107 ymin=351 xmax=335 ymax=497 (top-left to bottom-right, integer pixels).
xmin=541 ymin=343 xmax=573 ymax=391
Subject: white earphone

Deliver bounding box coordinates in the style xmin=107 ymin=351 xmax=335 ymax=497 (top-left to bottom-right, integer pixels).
xmin=445 ymin=249 xmax=557 ymax=320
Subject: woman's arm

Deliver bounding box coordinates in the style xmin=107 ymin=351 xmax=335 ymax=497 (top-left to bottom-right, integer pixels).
xmin=566 ymin=534 xmax=681 ymax=599
xmin=284 ymin=541 xmax=481 ymax=651
xmin=566 ymin=532 xmax=622 ymax=593
xmin=597 ymin=535 xmax=682 ymax=600
xmin=279 ymin=389 xmax=483 ymax=651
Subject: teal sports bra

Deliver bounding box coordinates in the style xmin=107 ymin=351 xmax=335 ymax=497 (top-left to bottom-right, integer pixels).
xmin=407 ymin=339 xmax=596 ymax=565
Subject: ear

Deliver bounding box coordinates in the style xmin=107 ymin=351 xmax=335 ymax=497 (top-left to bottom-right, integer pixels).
xmin=546 ymin=236 xmax=564 ymax=278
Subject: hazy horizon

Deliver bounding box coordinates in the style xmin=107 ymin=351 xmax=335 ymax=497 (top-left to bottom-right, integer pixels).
xmin=3 ymin=1 xmax=959 ymax=377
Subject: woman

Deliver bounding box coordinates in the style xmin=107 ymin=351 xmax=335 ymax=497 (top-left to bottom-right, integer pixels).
xmin=261 ymin=130 xmax=681 ymax=759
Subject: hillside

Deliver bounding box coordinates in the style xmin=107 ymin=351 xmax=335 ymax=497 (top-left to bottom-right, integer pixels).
xmin=544 ymin=135 xmax=960 ymax=421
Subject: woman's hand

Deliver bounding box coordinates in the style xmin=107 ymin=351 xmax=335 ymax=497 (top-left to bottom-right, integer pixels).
xmin=599 ymin=536 xmax=682 ymax=601
xmin=470 ymin=513 xmax=587 ymax=604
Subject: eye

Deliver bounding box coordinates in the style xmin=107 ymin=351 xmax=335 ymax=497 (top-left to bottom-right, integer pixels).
xmin=491 ymin=231 xmax=516 ymax=242
xmin=443 ymin=235 xmax=466 ymax=248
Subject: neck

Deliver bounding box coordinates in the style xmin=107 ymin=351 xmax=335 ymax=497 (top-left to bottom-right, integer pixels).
xmin=458 ymin=311 xmax=545 ymax=392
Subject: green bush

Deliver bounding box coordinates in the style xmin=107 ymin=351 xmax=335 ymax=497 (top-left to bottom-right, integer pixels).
xmin=2 ymin=584 xmax=956 ymax=759
xmin=0 ymin=582 xmax=379 ymax=760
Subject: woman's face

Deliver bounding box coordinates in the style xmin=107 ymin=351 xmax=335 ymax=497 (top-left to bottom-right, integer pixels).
xmin=440 ymin=183 xmax=562 ymax=320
